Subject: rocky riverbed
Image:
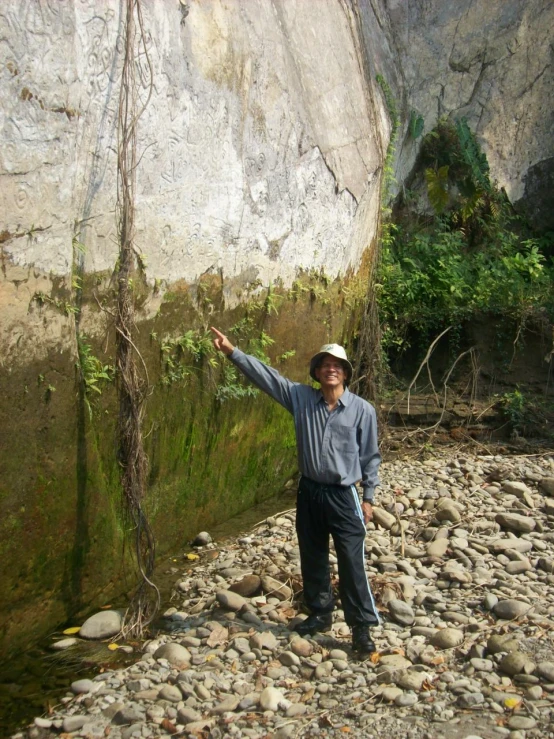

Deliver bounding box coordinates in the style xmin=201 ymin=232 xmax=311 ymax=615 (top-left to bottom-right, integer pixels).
xmin=13 ymin=451 xmax=554 ymax=739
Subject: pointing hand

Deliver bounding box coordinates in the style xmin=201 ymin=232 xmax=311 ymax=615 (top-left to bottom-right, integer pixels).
xmin=210 ymin=327 xmax=235 ymax=356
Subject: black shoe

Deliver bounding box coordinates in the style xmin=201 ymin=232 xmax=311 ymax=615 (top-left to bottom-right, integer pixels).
xmin=293 ymin=613 xmax=333 ymax=637
xmin=352 ymin=625 xmax=376 ymax=657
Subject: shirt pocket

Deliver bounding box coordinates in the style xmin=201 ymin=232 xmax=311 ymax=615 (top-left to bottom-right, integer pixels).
xmin=329 ymin=424 xmax=357 ymax=456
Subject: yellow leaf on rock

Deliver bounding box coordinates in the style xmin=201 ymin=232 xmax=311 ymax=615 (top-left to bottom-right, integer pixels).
xmin=186 ymin=553 xmax=199 ymax=560
xmin=63 ymin=627 xmax=81 ymax=635
xmin=108 ymin=643 xmax=119 ymax=651
xmin=504 ymin=697 xmax=521 ymax=709
xmin=370 ymin=652 xmax=381 ymax=664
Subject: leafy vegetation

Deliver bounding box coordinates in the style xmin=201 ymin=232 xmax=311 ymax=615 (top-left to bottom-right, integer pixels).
xmin=77 ymin=337 xmax=115 ymax=400
xmin=377 ymin=117 xmax=554 ymax=362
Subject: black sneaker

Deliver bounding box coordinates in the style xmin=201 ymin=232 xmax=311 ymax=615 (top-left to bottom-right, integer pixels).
xmin=352 ymin=625 xmax=376 ymax=657
xmin=293 ymin=613 xmax=333 ymax=637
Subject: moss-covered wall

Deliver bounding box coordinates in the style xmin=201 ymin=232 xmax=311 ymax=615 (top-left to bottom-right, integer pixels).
xmin=0 ymin=269 xmax=366 ymax=656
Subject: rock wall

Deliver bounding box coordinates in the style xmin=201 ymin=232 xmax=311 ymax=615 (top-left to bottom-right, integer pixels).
xmin=370 ymin=0 xmax=554 ymax=220
xmin=0 ymin=0 xmax=552 ymax=654
xmin=0 ymin=0 xmax=389 ymax=365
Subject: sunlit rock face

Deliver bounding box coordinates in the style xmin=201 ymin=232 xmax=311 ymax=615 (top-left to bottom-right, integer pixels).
xmin=0 ymin=0 xmax=552 ymax=362
xmin=0 ymin=1 xmax=385 ymax=289
xmin=371 ymin=0 xmax=553 ymax=211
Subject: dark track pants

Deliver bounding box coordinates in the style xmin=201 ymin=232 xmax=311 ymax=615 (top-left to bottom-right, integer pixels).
xmin=296 ymin=476 xmax=379 ymax=627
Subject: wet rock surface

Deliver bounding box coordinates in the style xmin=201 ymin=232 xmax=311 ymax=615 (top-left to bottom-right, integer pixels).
xmin=13 ymin=452 xmax=554 ymax=739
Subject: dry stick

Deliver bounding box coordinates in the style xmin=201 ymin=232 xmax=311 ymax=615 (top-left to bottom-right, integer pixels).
xmin=292 ymin=692 xmax=380 ymax=738
xmin=407 ymin=325 xmax=452 ymax=415
xmin=393 ymin=505 xmax=405 ymax=558
xmin=251 ymin=508 xmax=296 ymax=530
xmin=398 ymin=345 xmax=478 ymax=444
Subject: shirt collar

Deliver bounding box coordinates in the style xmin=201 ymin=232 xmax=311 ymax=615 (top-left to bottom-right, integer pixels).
xmin=316 ymin=387 xmax=352 ymax=407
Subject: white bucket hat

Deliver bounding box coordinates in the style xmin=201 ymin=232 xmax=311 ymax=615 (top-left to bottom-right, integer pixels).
xmin=309 ymin=343 xmax=353 ymax=383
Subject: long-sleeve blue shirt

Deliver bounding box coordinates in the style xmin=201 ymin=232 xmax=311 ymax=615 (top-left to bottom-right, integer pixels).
xmin=229 ymin=349 xmax=381 ymax=501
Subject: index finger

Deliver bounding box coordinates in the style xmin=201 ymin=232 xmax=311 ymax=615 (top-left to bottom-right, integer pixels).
xmin=209 ymin=327 xmax=224 ymax=340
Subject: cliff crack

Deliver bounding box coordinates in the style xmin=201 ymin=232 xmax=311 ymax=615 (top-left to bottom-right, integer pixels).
xmin=517 ymin=61 xmax=551 ymax=99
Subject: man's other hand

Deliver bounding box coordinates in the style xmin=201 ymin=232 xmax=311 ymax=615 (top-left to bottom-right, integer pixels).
xmin=210 ymin=327 xmax=235 ymax=356
xmin=361 ymin=501 xmax=373 ymax=525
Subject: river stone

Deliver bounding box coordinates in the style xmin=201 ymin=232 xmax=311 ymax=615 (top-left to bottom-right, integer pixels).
xmin=260 ymin=686 xmax=287 ymax=711
xmin=178 ymin=707 xmax=202 ymax=724
xmin=470 ymin=658 xmax=494 ymax=672
xmin=498 ymin=651 xmax=528 ymax=676
xmin=375 ymin=655 xmax=412 ymax=682
xmin=260 ymin=575 xmax=292 ymax=601
xmin=52 ymin=637 xmax=78 ymax=650
xmin=506 ymin=559 xmax=532 ymax=575
xmin=426 ymin=538 xmax=449 ymax=557
xmin=103 ymin=702 xmax=125 ymax=719
xmin=539 ymin=477 xmax=554 ymax=496
xmin=536 ymin=661 xmax=554 ymax=682
xmin=279 ymin=651 xmax=301 ymax=667
xmin=229 ymin=574 xmax=261 ymax=597
xmin=490 ymin=538 xmax=533 ymax=553
xmin=153 ymin=643 xmax=191 ymax=667
xmin=290 ymin=637 xmax=313 ymax=657
xmin=502 ymin=481 xmax=531 ymax=497
xmin=192 ymin=531 xmax=212 ymax=546
xmin=492 ymin=599 xmax=532 ymax=620
xmin=381 ymin=686 xmax=403 ymax=702
xmin=508 ymin=716 xmax=537 ymax=730
xmin=388 ymin=599 xmax=415 ymax=625
xmin=525 ymin=685 xmax=543 ymax=700
xmin=79 ymin=610 xmax=122 ymax=640
xmin=71 ymin=678 xmax=95 ymax=694
xmin=396 ymin=692 xmax=418 ymax=707
xmin=315 ymin=661 xmax=334 ymax=679
xmin=62 ymin=716 xmax=88 ymax=733
xmin=34 ymin=718 xmax=53 ymax=729
xmin=372 ymin=507 xmax=396 ymax=530
xmin=431 ymin=628 xmax=464 ymax=649
xmin=158 ymin=684 xmax=182 ymax=702
xmin=286 ymin=703 xmax=307 ymax=717
xmin=538 ymin=557 xmax=554 ymax=573
xmin=495 ymin=513 xmax=536 ymax=533
xmin=395 ymin=669 xmax=426 ymax=691
xmin=210 ymin=695 xmax=240 ymax=714
xmin=250 ymin=631 xmax=279 ymax=651
xmin=112 ymin=707 xmax=144 ymax=726
xmin=457 ymin=692 xmax=484 ymax=708
xmin=487 ymin=634 xmax=520 ymax=655
xmin=216 ymin=590 xmax=247 ymax=611
xmin=435 ymin=503 xmax=462 ymax=524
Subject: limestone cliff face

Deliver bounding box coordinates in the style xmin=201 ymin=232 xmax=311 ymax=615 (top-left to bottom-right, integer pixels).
xmin=362 ymin=0 xmax=553 ymax=222
xmin=1 ymin=0 xmax=552 ymax=360
xmin=0 ymin=0 xmax=387 ymax=364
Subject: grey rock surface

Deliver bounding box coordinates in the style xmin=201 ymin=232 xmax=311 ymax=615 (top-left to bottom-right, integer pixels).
xmin=79 ymin=610 xmax=122 ymax=640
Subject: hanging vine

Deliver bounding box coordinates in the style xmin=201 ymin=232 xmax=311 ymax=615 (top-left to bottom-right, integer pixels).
xmin=115 ymin=0 xmax=159 ymax=637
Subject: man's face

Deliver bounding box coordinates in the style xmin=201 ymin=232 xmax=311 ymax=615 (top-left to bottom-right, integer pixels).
xmin=315 ymin=356 xmax=346 ymax=389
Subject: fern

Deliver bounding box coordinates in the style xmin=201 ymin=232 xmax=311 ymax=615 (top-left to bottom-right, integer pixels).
xmin=409 ymin=110 xmax=424 ymax=140
xmin=425 ymin=166 xmax=450 ymax=214
xmin=455 ymin=118 xmax=490 ymax=192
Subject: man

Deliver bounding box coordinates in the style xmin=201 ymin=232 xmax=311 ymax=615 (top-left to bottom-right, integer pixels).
xmin=210 ymin=327 xmax=380 ymax=656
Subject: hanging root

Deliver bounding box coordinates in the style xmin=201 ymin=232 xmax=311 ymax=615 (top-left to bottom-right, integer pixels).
xmin=115 ymin=0 xmax=159 ymax=638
